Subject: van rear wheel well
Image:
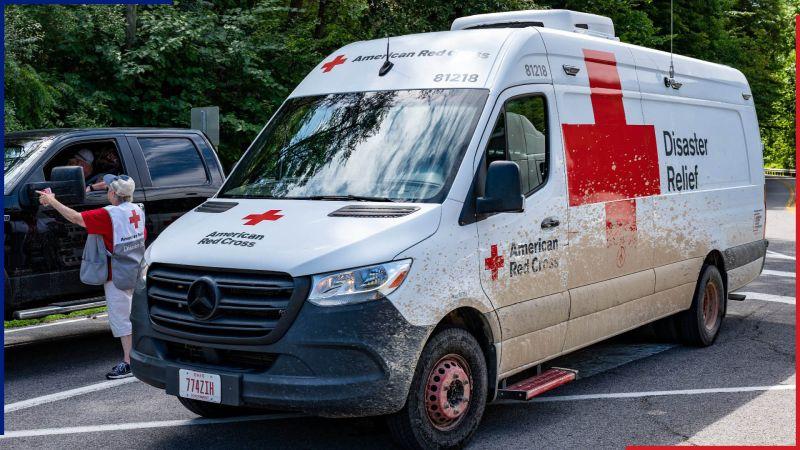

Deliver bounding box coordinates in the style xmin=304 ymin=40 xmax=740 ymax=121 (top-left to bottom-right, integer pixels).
xmin=704 ymin=250 xmax=728 ymax=295
xmin=433 ymin=307 xmax=497 ymax=399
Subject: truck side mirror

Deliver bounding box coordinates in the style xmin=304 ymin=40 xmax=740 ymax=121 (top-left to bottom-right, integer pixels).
xmin=23 ymin=166 xmax=86 ymax=207
xmin=476 ymin=161 xmax=524 ymax=214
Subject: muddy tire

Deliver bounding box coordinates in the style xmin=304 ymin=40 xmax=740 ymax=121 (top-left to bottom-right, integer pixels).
xmin=178 ymin=397 xmax=259 ymax=418
xmin=387 ymin=327 xmax=488 ymax=450
xmin=676 ymin=265 xmax=725 ymax=346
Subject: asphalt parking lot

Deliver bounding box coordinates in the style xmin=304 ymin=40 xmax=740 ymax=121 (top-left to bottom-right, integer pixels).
xmin=3 ymin=178 xmax=796 ymax=448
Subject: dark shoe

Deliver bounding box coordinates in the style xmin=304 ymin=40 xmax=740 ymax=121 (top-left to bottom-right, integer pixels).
xmin=106 ymin=362 xmax=132 ymax=380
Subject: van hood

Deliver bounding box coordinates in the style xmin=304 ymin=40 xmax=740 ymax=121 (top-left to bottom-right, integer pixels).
xmin=147 ymin=199 xmax=441 ymax=277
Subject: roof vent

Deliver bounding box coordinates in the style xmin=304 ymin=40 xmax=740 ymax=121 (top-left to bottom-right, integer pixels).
xmin=451 ymin=9 xmax=617 ymax=40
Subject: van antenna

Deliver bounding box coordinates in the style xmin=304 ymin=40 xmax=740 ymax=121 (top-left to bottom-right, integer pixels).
xmin=664 ymin=0 xmax=680 ymax=89
xmin=669 ymin=0 xmax=674 ymax=79
xmin=379 ymin=36 xmax=394 ymax=77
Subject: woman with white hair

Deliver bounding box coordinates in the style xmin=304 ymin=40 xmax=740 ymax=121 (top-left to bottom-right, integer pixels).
xmin=37 ymin=174 xmax=146 ymax=379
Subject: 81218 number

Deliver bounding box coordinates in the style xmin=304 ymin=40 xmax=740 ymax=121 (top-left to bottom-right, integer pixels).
xmin=433 ymin=73 xmax=479 ymax=83
xmin=524 ymin=64 xmax=548 ymax=77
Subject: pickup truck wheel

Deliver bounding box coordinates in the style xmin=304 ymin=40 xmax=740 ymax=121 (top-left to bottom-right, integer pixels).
xmin=386 ymin=327 xmax=487 ymax=450
xmin=676 ymin=265 xmax=725 ymax=347
xmin=178 ymin=397 xmax=260 ymax=418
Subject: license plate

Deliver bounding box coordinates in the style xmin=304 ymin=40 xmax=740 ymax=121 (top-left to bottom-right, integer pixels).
xmin=178 ymin=369 xmax=221 ymax=403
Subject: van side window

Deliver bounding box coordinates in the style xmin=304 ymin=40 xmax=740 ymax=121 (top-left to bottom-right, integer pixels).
xmin=139 ymin=137 xmax=208 ymax=187
xmin=485 ymin=96 xmax=548 ymax=195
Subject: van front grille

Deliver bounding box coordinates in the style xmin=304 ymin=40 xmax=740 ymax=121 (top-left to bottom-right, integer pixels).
xmin=146 ymin=264 xmax=309 ymax=344
xmin=164 ymin=342 xmax=277 ymax=372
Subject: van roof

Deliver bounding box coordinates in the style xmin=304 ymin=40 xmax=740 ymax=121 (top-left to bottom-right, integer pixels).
xmin=291 ymin=20 xmax=750 ymax=105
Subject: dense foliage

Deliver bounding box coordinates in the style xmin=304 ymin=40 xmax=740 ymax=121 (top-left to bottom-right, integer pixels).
xmin=5 ymin=0 xmax=798 ymax=168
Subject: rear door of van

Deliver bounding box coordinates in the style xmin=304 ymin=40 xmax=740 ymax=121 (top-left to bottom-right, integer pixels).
xmin=632 ymin=49 xmax=765 ymax=293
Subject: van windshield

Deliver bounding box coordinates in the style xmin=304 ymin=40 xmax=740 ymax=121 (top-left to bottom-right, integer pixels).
xmin=220 ymin=89 xmax=488 ymax=203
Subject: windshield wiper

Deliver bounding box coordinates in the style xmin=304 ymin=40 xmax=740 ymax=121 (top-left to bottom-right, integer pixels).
xmin=301 ymin=195 xmax=396 ymax=203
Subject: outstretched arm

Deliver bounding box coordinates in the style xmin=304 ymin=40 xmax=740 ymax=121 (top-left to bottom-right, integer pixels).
xmin=36 ymin=190 xmax=85 ymax=228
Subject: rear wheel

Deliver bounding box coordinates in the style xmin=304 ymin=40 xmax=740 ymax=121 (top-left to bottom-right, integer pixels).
xmin=387 ymin=327 xmax=488 ymax=450
xmin=676 ymin=264 xmax=725 ymax=346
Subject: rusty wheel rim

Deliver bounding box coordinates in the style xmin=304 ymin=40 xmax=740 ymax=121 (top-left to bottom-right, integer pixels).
xmin=424 ymin=354 xmax=472 ymax=431
xmin=702 ymin=281 xmax=720 ymax=332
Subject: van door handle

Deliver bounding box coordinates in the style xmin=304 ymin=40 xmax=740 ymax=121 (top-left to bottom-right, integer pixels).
xmin=541 ymin=217 xmax=560 ymax=229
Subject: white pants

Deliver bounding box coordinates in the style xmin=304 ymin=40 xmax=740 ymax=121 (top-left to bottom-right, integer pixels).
xmin=104 ymin=281 xmax=133 ymax=337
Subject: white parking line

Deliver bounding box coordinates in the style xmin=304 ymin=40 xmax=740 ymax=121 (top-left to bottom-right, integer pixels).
xmin=528 ymin=384 xmax=795 ymax=403
xmin=4 ymin=377 xmax=138 ymax=413
xmin=5 ymin=314 xmax=108 ymax=334
xmin=735 ymin=292 xmax=796 ymax=305
xmin=767 ymin=250 xmax=795 ymax=261
xmin=0 ymin=414 xmax=302 ymax=439
xmin=2 ymin=384 xmax=793 ymax=439
xmin=761 ymin=269 xmax=796 ymax=278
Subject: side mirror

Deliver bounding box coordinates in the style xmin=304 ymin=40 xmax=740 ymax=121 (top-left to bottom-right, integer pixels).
xmin=23 ymin=166 xmax=86 ymax=207
xmin=476 ymin=161 xmax=524 ymax=214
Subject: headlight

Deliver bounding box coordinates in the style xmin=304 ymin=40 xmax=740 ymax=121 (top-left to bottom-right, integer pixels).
xmin=308 ymin=259 xmax=412 ymax=306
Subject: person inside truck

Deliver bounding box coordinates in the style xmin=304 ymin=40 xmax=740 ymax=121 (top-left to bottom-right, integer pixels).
xmin=86 ymin=148 xmax=122 ymax=192
xmin=65 ymin=148 xmax=96 ymax=182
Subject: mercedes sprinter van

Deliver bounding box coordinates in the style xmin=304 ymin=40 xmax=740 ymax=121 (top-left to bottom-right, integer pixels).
xmin=131 ymin=10 xmax=766 ymax=449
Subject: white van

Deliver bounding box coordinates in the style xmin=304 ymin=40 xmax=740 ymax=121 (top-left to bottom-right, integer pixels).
xmin=131 ymin=9 xmax=766 ymax=449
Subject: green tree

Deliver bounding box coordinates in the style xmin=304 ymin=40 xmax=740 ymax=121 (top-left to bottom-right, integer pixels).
xmin=5 ymin=1 xmax=797 ymax=168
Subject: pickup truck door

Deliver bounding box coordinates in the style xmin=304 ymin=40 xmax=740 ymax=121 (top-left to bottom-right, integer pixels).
xmin=6 ymin=134 xmax=143 ymax=309
xmin=126 ymin=134 xmax=219 ymax=243
xmin=474 ymin=85 xmax=570 ymax=377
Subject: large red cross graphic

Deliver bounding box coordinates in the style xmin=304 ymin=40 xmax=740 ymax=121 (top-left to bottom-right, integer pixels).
xmin=242 ymin=210 xmax=283 ymax=226
xmin=484 ymin=244 xmax=504 ymax=281
xmin=129 ymin=210 xmax=141 ymax=228
xmin=562 ymin=49 xmax=661 ymax=244
xmin=321 ymin=54 xmax=347 ymax=73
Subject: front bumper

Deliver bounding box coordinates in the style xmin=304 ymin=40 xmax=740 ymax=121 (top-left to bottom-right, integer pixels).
xmin=130 ymin=285 xmax=431 ymax=417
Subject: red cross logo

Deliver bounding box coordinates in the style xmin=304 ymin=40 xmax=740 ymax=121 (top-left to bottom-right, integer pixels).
xmin=129 ymin=210 xmax=141 ymax=229
xmin=321 ymin=54 xmax=347 ymax=73
xmin=562 ymin=49 xmax=661 ymax=245
xmin=484 ymin=244 xmax=504 ymax=281
xmin=242 ymin=210 xmax=283 ymax=226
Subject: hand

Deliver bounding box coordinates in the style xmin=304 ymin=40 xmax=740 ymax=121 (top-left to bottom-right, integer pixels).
xmin=35 ymin=189 xmax=56 ymax=206
xmin=86 ymin=181 xmax=106 ymax=192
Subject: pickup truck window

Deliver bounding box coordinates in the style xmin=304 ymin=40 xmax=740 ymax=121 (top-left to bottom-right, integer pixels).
xmin=6 ymin=137 xmax=44 ymax=174
xmin=139 ymin=137 xmax=208 ymax=187
xmin=5 ymin=136 xmax=53 ymax=192
xmin=45 ymin=140 xmax=124 ymax=187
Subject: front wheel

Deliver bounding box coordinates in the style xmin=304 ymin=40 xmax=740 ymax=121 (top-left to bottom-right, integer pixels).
xmin=676 ymin=264 xmax=726 ymax=346
xmin=387 ymin=327 xmax=488 ymax=450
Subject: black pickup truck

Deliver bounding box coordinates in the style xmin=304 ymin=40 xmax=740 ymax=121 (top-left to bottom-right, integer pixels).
xmin=4 ymin=128 xmax=225 ymax=319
